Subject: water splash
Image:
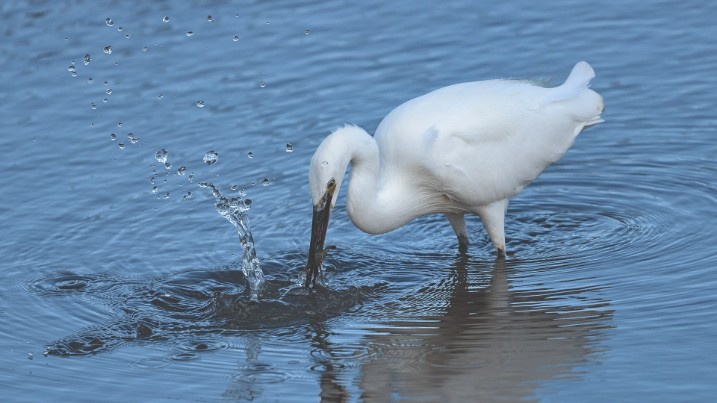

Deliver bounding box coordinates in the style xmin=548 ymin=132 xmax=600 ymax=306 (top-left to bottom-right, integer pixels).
xmin=199 ymin=182 xmax=264 ymax=300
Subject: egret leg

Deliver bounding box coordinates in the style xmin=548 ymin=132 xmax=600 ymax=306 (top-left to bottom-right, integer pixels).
xmin=476 ymin=199 xmax=509 ymax=255
xmin=446 ymin=213 xmax=469 ymax=251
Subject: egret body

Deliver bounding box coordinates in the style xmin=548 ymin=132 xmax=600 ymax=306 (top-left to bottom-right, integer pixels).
xmin=306 ymin=61 xmax=604 ymax=287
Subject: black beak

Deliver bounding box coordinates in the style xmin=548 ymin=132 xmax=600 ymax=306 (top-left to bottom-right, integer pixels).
xmin=305 ymin=178 xmax=337 ymax=288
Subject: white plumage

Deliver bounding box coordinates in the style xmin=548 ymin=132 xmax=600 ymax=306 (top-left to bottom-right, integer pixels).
xmin=305 ymin=62 xmax=603 ymax=284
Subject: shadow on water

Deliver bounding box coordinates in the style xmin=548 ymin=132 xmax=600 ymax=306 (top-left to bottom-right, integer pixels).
xmin=37 ymin=257 xmax=375 ymax=357
xmin=357 ymin=254 xmax=614 ymax=402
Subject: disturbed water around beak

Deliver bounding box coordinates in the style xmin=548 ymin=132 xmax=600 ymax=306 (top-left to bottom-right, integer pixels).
xmin=2 ymin=1 xmax=717 ymax=401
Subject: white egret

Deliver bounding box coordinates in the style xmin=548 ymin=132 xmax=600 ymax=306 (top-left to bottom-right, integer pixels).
xmin=306 ymin=61 xmax=604 ymax=287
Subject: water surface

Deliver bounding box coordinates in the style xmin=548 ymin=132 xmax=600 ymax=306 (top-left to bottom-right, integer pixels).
xmin=1 ymin=0 xmax=716 ymax=401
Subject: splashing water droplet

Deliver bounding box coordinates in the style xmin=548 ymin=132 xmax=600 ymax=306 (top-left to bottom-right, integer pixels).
xmin=83 ymin=54 xmax=91 ymax=65
xmin=105 ymin=18 xmax=113 ymax=26
xmin=177 ymin=166 xmax=186 ymax=176
xmin=163 ymin=16 xmax=169 ymax=23
xmin=195 ymin=100 xmax=205 ymax=108
xmin=90 ymin=102 xmax=96 ymax=110
xmin=285 ymin=143 xmax=293 ymax=152
xmin=103 ymin=98 xmax=108 ymax=103
xmin=247 ymin=151 xmax=253 ymax=159
xmin=188 ymin=173 xmax=194 ymax=182
xmin=143 ymin=46 xmax=148 ymax=52
xmin=321 ymin=161 xmax=329 ymax=167
xmin=117 ymin=26 xmax=123 ymax=32
xmin=125 ymin=34 xmax=130 ymax=39
xmin=305 ymin=29 xmax=310 ymax=35
xmin=186 ymin=31 xmax=194 ymax=37
xmin=164 ymin=162 xmax=171 ymax=170
xmin=203 ymin=150 xmax=219 ymax=165
xmin=155 ymin=149 xmax=168 ymax=164
xmin=105 ymin=88 xmax=112 ymax=95
xmin=259 ymin=80 xmax=266 ymax=88
xmin=262 ymin=177 xmax=270 ymax=186
xmin=88 ymin=77 xmax=93 ymax=84
xmin=152 ymin=186 xmax=158 ymax=194
xmin=68 ymin=65 xmax=76 ymax=73
xmin=182 ymin=191 xmax=192 ymax=199
xmin=207 ymin=15 xmax=214 ymax=22
xmin=28 ymin=352 xmax=33 ymax=360
xmin=110 ymin=133 xmax=116 ymax=140
xmin=103 ymin=45 xmax=112 ymax=54
xmin=128 ymin=133 xmax=140 ymax=144
xmin=233 ymin=35 xmax=239 ymax=42
xmin=117 ymin=122 xmax=122 ymax=127
xmin=118 ymin=143 xmax=125 ymax=149
xmin=199 ymin=182 xmax=264 ymax=300
xmin=231 ymin=184 xmax=239 ymax=191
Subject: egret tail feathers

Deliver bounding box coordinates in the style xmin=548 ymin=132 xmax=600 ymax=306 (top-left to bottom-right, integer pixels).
xmin=550 ymin=61 xmax=604 ymax=127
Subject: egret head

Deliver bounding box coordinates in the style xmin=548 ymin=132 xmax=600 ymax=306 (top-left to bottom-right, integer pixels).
xmin=305 ymin=131 xmax=351 ymax=288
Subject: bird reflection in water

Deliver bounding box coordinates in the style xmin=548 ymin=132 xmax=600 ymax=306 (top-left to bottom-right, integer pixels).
xmin=357 ymin=255 xmax=613 ymax=401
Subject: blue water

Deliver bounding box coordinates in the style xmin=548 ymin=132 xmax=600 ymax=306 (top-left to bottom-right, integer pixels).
xmin=2 ymin=0 xmax=716 ymax=401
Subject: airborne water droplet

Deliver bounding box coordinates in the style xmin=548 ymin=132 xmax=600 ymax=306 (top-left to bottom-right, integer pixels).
xmin=155 ymin=148 xmax=168 ymax=164
xmin=247 ymin=151 xmax=253 ymax=159
xmin=207 ymin=15 xmax=214 ymax=22
xmin=259 ymin=80 xmax=266 ymax=88
xmin=195 ymin=100 xmax=205 ymax=108
xmin=233 ymin=35 xmax=239 ymax=42
xmin=105 ymin=88 xmax=112 ymax=94
xmin=90 ymin=102 xmax=96 ymax=109
xmin=110 ymin=133 xmax=116 ymax=140
xmin=203 ymin=150 xmax=219 ymax=165
xmin=118 ymin=143 xmax=125 ymax=149
xmin=285 ymin=143 xmax=293 ymax=152
xmin=262 ymin=177 xmax=270 ymax=186
xmin=182 ymin=191 xmax=192 ymax=199
xmin=128 ymin=133 xmax=140 ymax=144
xmin=152 ymin=186 xmax=158 ymax=194
xmin=186 ymin=31 xmax=194 ymax=37
xmin=305 ymin=29 xmax=310 ymax=35
xmin=177 ymin=166 xmax=186 ymax=176
xmin=103 ymin=45 xmax=112 ymax=54
xmin=88 ymin=77 xmax=93 ymax=84
xmin=105 ymin=18 xmax=113 ymax=26
xmin=163 ymin=16 xmax=169 ymax=23
xmin=83 ymin=54 xmax=91 ymax=65
xmin=164 ymin=162 xmax=171 ymax=170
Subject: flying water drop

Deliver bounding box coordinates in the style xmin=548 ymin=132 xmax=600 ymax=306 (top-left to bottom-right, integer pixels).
xmin=247 ymin=152 xmax=253 ymax=159
xmin=285 ymin=143 xmax=293 ymax=152
xmin=128 ymin=133 xmax=140 ymax=144
xmin=186 ymin=31 xmax=194 ymax=37
xmin=118 ymin=143 xmax=125 ymax=150
xmin=177 ymin=166 xmax=186 ymax=176
xmin=155 ymin=148 xmax=168 ymax=164
xmin=233 ymin=35 xmax=239 ymax=42
xmin=207 ymin=15 xmax=214 ymax=22
xmin=103 ymin=46 xmax=112 ymax=54
xmin=262 ymin=177 xmax=270 ymax=186
xmin=83 ymin=54 xmax=91 ymax=65
xmin=105 ymin=18 xmax=113 ymax=26
xmin=195 ymin=100 xmax=205 ymax=108
xmin=203 ymin=150 xmax=219 ymax=165
xmin=163 ymin=16 xmax=169 ymax=23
